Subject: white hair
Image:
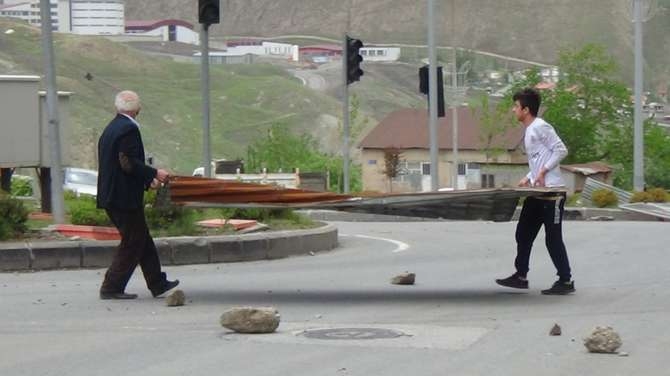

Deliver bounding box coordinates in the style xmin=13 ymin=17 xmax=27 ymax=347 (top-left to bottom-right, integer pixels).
xmin=114 ymin=90 xmax=141 ymax=113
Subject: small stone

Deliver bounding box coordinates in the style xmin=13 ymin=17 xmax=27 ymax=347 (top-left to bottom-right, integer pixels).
xmin=220 ymin=307 xmax=280 ymax=333
xmin=549 ymin=323 xmax=562 ymax=336
xmin=309 ymin=251 xmax=315 ymax=256
xmin=315 ymin=314 xmax=323 ymax=319
xmin=165 ymin=289 xmax=185 ymax=307
xmin=391 ymin=272 xmax=415 ymax=285
xmin=584 ymin=326 xmax=622 ymax=353
xmin=618 ymin=352 xmax=629 ymax=357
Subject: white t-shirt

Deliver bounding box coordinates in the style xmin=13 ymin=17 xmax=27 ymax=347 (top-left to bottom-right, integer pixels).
xmin=524 ymin=117 xmax=568 ymax=187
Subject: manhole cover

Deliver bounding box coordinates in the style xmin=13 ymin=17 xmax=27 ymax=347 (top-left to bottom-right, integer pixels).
xmin=302 ymin=328 xmax=405 ymax=340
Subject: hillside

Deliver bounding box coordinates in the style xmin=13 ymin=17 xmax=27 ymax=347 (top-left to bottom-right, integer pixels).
xmin=125 ymin=0 xmax=670 ymax=86
xmin=0 ymin=19 xmax=355 ymax=174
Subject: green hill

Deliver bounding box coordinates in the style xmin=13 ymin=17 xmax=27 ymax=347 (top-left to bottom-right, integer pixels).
xmin=0 ymin=19 xmax=348 ymax=174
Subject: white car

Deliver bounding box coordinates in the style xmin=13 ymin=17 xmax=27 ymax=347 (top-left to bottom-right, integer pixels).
xmin=63 ymin=167 xmax=98 ymax=197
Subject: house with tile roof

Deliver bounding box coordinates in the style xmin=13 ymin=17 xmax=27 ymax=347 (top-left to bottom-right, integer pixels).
xmin=358 ymin=106 xmax=530 ymax=192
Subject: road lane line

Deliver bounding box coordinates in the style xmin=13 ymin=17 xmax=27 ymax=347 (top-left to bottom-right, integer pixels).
xmin=341 ymin=234 xmax=410 ymax=253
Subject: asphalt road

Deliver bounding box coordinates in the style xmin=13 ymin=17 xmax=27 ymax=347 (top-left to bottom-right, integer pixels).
xmin=1 ymin=221 xmax=668 ymax=376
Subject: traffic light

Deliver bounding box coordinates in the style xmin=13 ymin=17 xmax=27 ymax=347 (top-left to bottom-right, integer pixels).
xmin=198 ymin=0 xmax=220 ymax=25
xmin=346 ymin=36 xmax=364 ymax=85
xmin=419 ymin=65 xmax=445 ymax=117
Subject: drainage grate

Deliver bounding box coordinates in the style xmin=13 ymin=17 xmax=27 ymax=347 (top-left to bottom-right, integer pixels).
xmin=302 ymin=328 xmax=405 ymax=340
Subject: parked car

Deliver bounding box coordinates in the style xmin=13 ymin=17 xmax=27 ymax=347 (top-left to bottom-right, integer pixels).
xmin=63 ymin=167 xmax=98 ymax=197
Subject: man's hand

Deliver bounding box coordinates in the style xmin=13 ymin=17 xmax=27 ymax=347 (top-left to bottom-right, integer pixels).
xmin=150 ymin=178 xmax=161 ymax=189
xmin=518 ymin=177 xmax=530 ymax=187
xmin=534 ymin=168 xmax=547 ymax=187
xmin=156 ymin=168 xmax=170 ymax=183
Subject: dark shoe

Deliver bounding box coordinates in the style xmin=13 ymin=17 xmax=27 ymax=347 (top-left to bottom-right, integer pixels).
xmin=495 ymin=274 xmax=529 ymax=289
xmin=151 ymin=279 xmax=179 ymax=298
xmin=541 ymin=280 xmax=575 ymax=295
xmin=100 ymin=291 xmax=138 ymax=300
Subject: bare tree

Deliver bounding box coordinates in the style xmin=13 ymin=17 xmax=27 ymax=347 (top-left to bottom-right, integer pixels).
xmin=382 ymin=147 xmax=402 ymax=192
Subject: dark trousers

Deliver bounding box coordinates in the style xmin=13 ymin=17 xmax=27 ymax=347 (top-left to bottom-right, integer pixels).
xmin=100 ymin=208 xmax=166 ymax=293
xmin=514 ymin=194 xmax=572 ymax=281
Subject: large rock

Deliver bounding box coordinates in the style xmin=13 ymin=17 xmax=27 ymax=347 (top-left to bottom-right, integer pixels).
xmin=220 ymin=307 xmax=280 ymax=333
xmin=391 ymin=272 xmax=416 ymax=285
xmin=583 ymin=326 xmax=622 ymax=353
xmin=165 ymin=290 xmax=185 ymax=307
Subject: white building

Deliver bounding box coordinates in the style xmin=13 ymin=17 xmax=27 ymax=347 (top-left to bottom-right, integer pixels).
xmin=68 ymin=0 xmax=124 ymax=35
xmin=359 ymin=47 xmax=400 ymax=62
xmin=124 ymin=19 xmax=199 ymax=44
xmin=0 ymin=0 xmax=124 ymax=35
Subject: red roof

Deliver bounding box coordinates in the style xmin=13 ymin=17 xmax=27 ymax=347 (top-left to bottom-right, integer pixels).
xmin=359 ymin=107 xmax=524 ymax=151
xmin=125 ymin=19 xmax=194 ymax=31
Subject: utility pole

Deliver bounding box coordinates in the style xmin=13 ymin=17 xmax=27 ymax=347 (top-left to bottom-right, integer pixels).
xmin=427 ymin=0 xmax=439 ymax=191
xmin=39 ymin=0 xmax=65 ymax=223
xmin=633 ymin=0 xmax=645 ymax=191
xmin=450 ymin=0 xmax=459 ymax=189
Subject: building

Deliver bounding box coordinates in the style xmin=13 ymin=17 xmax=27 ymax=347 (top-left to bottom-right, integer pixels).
xmin=125 ymin=19 xmax=198 ymax=44
xmin=358 ymin=107 xmax=529 ymax=193
xmin=0 ymin=0 xmax=124 ymax=34
xmin=560 ymin=162 xmax=613 ymax=195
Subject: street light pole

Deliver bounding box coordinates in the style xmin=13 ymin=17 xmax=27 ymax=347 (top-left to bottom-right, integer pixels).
xmin=633 ymin=0 xmax=645 ymax=191
xmin=39 ymin=0 xmax=65 ymax=223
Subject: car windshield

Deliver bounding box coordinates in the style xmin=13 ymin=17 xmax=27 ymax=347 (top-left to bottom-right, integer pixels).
xmin=67 ymin=171 xmax=97 ymax=186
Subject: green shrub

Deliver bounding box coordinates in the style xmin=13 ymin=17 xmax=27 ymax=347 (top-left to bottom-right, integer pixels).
xmin=67 ymin=195 xmax=111 ymax=226
xmin=630 ymin=191 xmax=651 ymax=203
xmin=630 ymin=188 xmax=669 ymax=203
xmin=10 ymin=177 xmax=33 ymax=197
xmin=144 ymin=190 xmax=197 ymax=235
xmin=591 ymin=189 xmax=618 ymax=208
xmin=647 ymin=188 xmax=669 ymax=202
xmin=0 ymin=194 xmax=29 ymax=240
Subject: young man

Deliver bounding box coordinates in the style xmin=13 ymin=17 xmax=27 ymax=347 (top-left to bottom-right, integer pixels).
xmin=97 ymin=90 xmax=179 ymax=299
xmin=496 ymin=88 xmax=575 ymax=295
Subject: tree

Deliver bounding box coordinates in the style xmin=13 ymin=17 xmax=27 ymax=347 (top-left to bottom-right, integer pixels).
xmin=246 ymin=124 xmax=362 ymax=192
xmin=382 ymin=148 xmax=402 ymax=192
xmin=470 ymin=94 xmax=516 ymax=163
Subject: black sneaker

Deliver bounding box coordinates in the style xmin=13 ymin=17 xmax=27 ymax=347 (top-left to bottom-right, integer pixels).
xmin=495 ymin=274 xmax=529 ymax=289
xmin=541 ymin=280 xmax=575 ymax=295
xmin=151 ymin=279 xmax=180 ymax=298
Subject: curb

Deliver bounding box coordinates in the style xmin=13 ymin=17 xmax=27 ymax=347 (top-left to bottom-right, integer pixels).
xmin=0 ymin=223 xmax=338 ymax=272
xmin=298 ymin=207 xmax=660 ymax=222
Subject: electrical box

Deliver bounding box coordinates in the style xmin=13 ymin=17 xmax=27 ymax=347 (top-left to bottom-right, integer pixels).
xmin=0 ymin=75 xmax=71 ymax=168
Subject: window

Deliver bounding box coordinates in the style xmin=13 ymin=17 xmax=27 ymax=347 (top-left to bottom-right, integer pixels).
xmin=481 ymin=174 xmax=495 ymax=188
xmin=457 ymin=163 xmax=466 ymax=175
xmin=421 ymin=163 xmax=430 ymax=175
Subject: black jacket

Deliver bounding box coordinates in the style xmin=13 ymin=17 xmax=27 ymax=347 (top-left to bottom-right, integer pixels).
xmin=97 ymin=114 xmax=156 ymax=210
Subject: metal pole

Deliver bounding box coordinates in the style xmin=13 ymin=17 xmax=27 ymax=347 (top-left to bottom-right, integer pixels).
xmin=39 ymin=0 xmax=65 ymax=223
xmin=450 ymin=0 xmax=459 ymax=189
xmin=200 ymin=23 xmax=212 ymax=178
xmin=633 ymin=0 xmax=645 ymax=191
xmin=342 ymin=33 xmax=350 ymax=193
xmin=427 ymin=0 xmax=439 ymax=191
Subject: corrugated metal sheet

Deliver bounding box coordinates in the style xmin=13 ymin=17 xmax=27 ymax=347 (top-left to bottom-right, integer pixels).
xmin=164 ymin=176 xmax=566 ymax=222
xmin=581 ymin=177 xmax=632 ymax=206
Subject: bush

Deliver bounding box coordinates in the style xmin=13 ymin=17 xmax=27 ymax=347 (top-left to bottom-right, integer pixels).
xmin=0 ymin=194 xmax=29 ymax=240
xmin=630 ymin=188 xmax=669 ymax=203
xmin=144 ymin=190 xmax=198 ymax=235
xmin=10 ymin=176 xmax=33 ymax=197
xmin=591 ymin=189 xmax=618 ymax=208
xmin=647 ymin=188 xmax=669 ymax=202
xmin=67 ymin=195 xmax=111 ymax=226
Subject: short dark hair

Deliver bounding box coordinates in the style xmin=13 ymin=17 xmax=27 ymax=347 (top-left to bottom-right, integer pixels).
xmin=512 ymin=88 xmax=541 ymax=117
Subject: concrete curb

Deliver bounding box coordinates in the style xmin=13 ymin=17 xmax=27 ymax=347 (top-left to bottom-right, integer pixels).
xmin=0 ymin=223 xmax=338 ymax=272
xmin=298 ymin=207 xmax=660 ymax=222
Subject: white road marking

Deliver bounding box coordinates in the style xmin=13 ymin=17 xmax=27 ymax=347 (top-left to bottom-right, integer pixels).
xmin=341 ymin=234 xmax=410 ymax=253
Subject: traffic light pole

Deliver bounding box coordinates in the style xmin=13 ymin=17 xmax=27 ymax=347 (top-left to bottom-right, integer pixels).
xmin=342 ymin=34 xmax=351 ymax=193
xmin=200 ymin=23 xmax=212 ymax=178
xmin=427 ymin=0 xmax=439 ymax=191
